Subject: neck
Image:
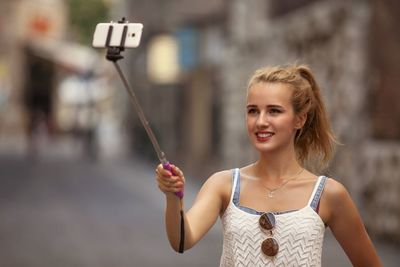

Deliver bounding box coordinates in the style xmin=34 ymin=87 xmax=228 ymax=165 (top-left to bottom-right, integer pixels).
xmin=254 ymin=147 xmax=302 ymax=182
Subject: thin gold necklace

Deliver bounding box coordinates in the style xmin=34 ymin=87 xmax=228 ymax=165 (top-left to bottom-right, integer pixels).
xmin=260 ymin=168 xmax=304 ymax=198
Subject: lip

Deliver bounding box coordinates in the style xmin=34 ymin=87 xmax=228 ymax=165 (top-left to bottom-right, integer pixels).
xmin=255 ymin=131 xmax=274 ymax=142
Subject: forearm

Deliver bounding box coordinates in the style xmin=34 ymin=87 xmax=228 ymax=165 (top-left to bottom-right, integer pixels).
xmin=165 ymin=194 xmax=192 ymax=252
xmin=158 ymin=167 xmax=226 ymax=253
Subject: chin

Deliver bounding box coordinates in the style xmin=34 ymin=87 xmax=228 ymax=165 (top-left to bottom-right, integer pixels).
xmin=251 ymin=139 xmax=291 ymax=154
xmin=251 ymin=142 xmax=277 ymax=153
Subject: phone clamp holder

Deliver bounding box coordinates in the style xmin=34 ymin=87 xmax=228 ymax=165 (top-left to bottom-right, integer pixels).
xmin=105 ymin=17 xmax=128 ymax=62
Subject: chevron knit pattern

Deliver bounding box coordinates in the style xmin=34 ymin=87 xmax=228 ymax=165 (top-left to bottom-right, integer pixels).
xmin=220 ymin=205 xmax=325 ymax=266
xmin=220 ymin=195 xmax=325 ymax=266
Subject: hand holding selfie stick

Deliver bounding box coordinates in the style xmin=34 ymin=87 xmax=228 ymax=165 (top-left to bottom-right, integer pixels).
xmin=104 ymin=18 xmax=183 ymax=199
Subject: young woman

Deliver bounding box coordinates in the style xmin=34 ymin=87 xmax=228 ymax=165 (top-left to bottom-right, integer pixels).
xmin=155 ymin=64 xmax=382 ymax=266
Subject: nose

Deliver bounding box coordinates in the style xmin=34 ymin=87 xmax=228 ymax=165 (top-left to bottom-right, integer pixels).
xmin=256 ymin=111 xmax=269 ymax=127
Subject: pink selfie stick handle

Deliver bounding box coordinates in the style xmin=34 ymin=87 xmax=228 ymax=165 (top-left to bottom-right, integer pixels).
xmin=163 ymin=162 xmax=184 ymax=199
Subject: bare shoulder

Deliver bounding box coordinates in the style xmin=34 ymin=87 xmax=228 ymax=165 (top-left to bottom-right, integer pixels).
xmin=202 ymin=169 xmax=232 ymax=194
xmin=323 ymin=178 xmax=350 ymax=203
xmin=321 ymin=177 xmax=355 ymax=224
xmin=198 ymin=169 xmax=233 ymax=214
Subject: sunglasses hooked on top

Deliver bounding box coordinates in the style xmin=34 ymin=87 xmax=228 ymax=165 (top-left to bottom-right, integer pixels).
xmin=259 ymin=212 xmax=279 ymax=257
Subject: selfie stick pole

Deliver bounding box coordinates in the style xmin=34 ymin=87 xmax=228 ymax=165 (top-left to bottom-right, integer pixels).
xmin=105 ymin=18 xmax=183 ymax=199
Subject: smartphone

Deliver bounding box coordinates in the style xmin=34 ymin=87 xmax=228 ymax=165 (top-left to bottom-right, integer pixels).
xmin=92 ymin=22 xmax=143 ymax=48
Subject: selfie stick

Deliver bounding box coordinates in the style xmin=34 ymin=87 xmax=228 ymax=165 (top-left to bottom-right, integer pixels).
xmin=104 ymin=18 xmax=183 ymax=198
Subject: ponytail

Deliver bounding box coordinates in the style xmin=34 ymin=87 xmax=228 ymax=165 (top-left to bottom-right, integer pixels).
xmin=294 ymin=65 xmax=337 ymax=170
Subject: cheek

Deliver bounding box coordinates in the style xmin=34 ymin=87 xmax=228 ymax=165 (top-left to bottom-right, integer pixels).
xmin=246 ymin=116 xmax=256 ymax=132
xmin=277 ymin=116 xmax=297 ymax=132
xmin=246 ymin=117 xmax=252 ymax=132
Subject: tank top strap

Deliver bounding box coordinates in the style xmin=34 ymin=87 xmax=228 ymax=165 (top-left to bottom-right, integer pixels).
xmin=307 ymin=176 xmax=328 ymax=211
xmin=230 ymin=168 xmax=240 ymax=204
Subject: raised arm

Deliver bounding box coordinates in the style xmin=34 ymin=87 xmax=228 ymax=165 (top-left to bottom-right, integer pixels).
xmin=324 ymin=179 xmax=383 ymax=267
xmin=156 ymin=164 xmax=230 ymax=252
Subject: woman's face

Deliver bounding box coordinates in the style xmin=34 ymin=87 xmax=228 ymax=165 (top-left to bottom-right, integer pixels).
xmin=246 ymin=82 xmax=303 ymax=154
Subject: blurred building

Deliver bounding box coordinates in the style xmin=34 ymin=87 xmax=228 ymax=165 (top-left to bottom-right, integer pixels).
xmin=0 ymin=0 xmax=127 ymax=160
xmin=124 ymin=0 xmax=400 ymax=242
xmin=0 ymin=0 xmax=68 ymax=154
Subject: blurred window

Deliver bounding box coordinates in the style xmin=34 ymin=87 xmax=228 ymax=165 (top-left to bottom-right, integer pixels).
xmin=147 ymin=34 xmax=180 ymax=84
xmin=176 ymin=27 xmax=199 ymax=72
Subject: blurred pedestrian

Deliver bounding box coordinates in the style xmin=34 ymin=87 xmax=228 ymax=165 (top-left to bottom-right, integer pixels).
xmin=156 ymin=63 xmax=382 ymax=266
xmin=23 ymin=48 xmax=55 ymax=158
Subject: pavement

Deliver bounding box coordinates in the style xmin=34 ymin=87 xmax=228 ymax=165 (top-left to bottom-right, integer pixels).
xmin=0 ymin=136 xmax=398 ymax=267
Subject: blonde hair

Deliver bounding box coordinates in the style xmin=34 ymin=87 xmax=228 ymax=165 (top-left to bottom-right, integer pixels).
xmin=247 ymin=63 xmax=337 ymax=170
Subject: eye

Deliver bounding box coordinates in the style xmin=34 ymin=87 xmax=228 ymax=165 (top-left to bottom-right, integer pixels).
xmin=247 ymin=108 xmax=259 ymax=115
xmin=269 ymin=108 xmax=282 ymax=115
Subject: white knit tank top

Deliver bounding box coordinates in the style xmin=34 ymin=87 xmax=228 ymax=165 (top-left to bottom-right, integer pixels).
xmin=220 ymin=168 xmax=327 ymax=267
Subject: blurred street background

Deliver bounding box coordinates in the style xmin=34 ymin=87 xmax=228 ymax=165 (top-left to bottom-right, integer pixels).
xmin=0 ymin=0 xmax=399 ymax=266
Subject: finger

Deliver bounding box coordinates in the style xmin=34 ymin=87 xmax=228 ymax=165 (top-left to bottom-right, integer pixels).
xmin=156 ymin=175 xmax=170 ymax=187
xmin=156 ymin=164 xmax=164 ymax=174
xmin=170 ymin=166 xmax=184 ymax=182
xmin=158 ymin=180 xmax=183 ymax=193
xmin=156 ymin=166 xmax=172 ymax=177
xmin=175 ymin=170 xmax=185 ymax=185
xmin=157 ymin=175 xmax=181 ymax=189
xmin=172 ymin=165 xmax=182 ymax=176
xmin=173 ymin=186 xmax=184 ymax=193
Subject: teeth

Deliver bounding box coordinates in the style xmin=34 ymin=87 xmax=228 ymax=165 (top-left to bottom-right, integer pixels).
xmin=257 ymin=133 xmax=273 ymax=138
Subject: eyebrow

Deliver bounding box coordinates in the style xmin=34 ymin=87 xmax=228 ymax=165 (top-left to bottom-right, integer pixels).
xmin=246 ymin=104 xmax=284 ymax=109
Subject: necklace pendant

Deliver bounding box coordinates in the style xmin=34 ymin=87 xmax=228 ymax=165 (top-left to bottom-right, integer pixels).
xmin=267 ymin=191 xmax=274 ymax=198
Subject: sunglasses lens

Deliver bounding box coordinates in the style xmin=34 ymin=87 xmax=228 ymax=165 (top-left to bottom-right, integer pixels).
xmin=260 ymin=213 xmax=279 ymax=256
xmin=259 ymin=212 xmax=275 ymax=230
xmin=261 ymin=238 xmax=279 ymax=256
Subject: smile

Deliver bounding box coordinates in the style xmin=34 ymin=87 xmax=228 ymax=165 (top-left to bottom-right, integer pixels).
xmin=256 ymin=132 xmax=274 ymax=141
xmin=257 ymin=132 xmax=274 ymax=138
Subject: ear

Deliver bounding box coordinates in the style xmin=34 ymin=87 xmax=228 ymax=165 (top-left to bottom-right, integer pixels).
xmin=294 ymin=113 xmax=307 ymax=130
